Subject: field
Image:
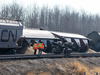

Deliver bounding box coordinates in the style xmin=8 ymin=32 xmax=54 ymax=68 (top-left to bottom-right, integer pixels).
xmin=0 ymin=47 xmax=99 ymax=75
xmin=0 ymin=56 xmax=100 ymax=75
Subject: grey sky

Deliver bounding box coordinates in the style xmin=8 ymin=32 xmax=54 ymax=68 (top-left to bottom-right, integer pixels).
xmin=1 ymin=0 xmax=100 ymax=14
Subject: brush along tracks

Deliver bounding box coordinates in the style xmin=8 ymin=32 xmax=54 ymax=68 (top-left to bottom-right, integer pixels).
xmin=0 ymin=53 xmax=100 ymax=60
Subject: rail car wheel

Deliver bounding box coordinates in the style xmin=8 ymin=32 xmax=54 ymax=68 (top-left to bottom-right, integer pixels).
xmin=57 ymin=53 xmax=61 ymax=54
xmin=82 ymin=45 xmax=89 ymax=53
xmin=10 ymin=49 xmax=16 ymax=54
xmin=51 ymin=48 xmax=56 ymax=53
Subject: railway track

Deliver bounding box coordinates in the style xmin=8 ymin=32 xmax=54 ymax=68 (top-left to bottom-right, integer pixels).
xmin=0 ymin=53 xmax=100 ymax=60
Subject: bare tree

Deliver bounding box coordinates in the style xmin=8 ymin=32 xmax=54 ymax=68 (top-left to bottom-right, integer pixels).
xmin=0 ymin=2 xmax=24 ymax=25
xmin=25 ymin=4 xmax=39 ymax=28
xmin=1 ymin=2 xmax=100 ymax=36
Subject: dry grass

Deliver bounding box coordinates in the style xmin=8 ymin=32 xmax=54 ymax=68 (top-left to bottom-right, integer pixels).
xmin=26 ymin=60 xmax=100 ymax=75
xmin=55 ymin=62 xmax=66 ymax=72
xmin=27 ymin=71 xmax=36 ymax=75
xmin=27 ymin=71 xmax=51 ymax=75
xmin=94 ymin=67 xmax=100 ymax=74
xmin=27 ymin=71 xmax=52 ymax=75
xmin=38 ymin=71 xmax=51 ymax=75
xmin=70 ymin=60 xmax=90 ymax=75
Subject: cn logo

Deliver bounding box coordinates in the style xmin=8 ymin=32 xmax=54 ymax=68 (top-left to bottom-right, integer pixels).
xmin=1 ymin=30 xmax=17 ymax=42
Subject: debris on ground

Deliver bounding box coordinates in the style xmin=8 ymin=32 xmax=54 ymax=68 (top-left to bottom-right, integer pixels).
xmin=17 ymin=46 xmax=46 ymax=54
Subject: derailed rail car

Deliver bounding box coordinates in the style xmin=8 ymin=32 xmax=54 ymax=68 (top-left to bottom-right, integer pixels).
xmin=19 ymin=29 xmax=60 ymax=53
xmin=51 ymin=31 xmax=89 ymax=53
xmin=19 ymin=29 xmax=89 ymax=54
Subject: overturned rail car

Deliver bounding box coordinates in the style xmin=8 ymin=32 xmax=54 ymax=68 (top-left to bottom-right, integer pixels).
xmin=87 ymin=31 xmax=100 ymax=51
xmin=18 ymin=29 xmax=89 ymax=54
xmin=19 ymin=29 xmax=59 ymax=53
xmin=51 ymin=31 xmax=89 ymax=52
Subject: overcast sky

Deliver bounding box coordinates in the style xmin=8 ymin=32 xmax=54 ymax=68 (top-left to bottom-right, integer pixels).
xmin=1 ymin=0 xmax=100 ymax=15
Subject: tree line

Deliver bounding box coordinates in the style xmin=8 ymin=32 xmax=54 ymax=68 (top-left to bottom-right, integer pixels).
xmin=0 ymin=2 xmax=100 ymax=36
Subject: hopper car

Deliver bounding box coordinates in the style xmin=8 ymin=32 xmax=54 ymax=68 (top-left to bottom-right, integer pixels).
xmin=0 ymin=19 xmax=23 ymax=54
xmin=0 ymin=19 xmax=89 ymax=54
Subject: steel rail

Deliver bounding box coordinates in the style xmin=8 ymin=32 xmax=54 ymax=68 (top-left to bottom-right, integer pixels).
xmin=0 ymin=53 xmax=100 ymax=60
